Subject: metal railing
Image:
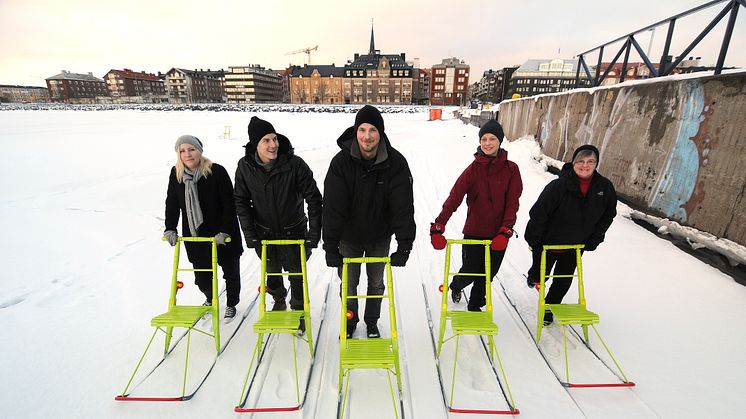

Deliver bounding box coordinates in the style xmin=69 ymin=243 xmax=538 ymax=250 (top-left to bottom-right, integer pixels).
xmin=575 ymin=0 xmax=745 ymax=87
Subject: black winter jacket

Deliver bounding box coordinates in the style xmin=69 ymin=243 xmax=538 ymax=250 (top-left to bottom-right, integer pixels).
xmin=234 ymin=134 xmax=322 ymax=244
xmin=165 ymin=163 xmax=244 ymax=258
xmin=323 ymin=127 xmax=416 ymax=251
xmin=524 ymin=163 xmax=617 ymax=250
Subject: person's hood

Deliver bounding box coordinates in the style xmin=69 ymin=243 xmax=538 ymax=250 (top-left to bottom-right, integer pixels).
xmin=243 ymin=133 xmax=294 ymax=159
xmin=335 ymin=126 xmax=391 ymax=165
xmin=473 ymin=146 xmax=508 ymax=165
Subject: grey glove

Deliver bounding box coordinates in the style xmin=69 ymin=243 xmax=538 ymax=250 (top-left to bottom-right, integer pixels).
xmin=214 ymin=232 xmax=229 ymax=246
xmin=164 ymin=230 xmax=178 ymax=246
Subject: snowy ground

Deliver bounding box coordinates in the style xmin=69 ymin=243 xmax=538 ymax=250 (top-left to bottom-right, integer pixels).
xmin=1 ymin=108 xmax=745 ymax=418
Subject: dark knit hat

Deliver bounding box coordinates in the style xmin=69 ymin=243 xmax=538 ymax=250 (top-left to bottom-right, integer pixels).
xmin=478 ymin=120 xmax=504 ymax=142
xmin=571 ymin=144 xmax=600 ymax=164
xmin=354 ymin=105 xmax=385 ymax=134
xmin=247 ymin=116 xmax=276 ymax=149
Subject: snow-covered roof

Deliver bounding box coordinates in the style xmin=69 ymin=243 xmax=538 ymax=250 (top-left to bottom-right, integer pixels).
xmin=45 ymin=71 xmax=104 ymax=82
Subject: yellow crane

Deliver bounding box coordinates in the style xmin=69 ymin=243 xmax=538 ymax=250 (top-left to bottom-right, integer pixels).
xmin=285 ymin=45 xmax=318 ymax=65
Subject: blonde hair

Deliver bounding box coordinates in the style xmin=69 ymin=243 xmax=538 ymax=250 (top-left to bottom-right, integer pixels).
xmin=175 ymin=151 xmax=213 ymax=182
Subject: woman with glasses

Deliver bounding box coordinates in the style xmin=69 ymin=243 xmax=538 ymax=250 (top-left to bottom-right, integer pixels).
xmin=524 ymin=144 xmax=617 ymax=325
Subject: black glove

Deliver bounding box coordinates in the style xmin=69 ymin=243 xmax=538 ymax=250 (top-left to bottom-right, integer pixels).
xmin=389 ymin=249 xmax=410 ymax=267
xmin=305 ymin=238 xmax=319 ymax=249
xmin=244 ymin=238 xmax=260 ymax=257
xmin=583 ymin=242 xmax=598 ymax=251
xmin=325 ymin=250 xmax=343 ymax=267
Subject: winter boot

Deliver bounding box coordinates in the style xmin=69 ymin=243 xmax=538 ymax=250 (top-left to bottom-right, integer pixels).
xmin=366 ymin=323 xmax=381 ymax=339
xmin=272 ymin=298 xmax=287 ymax=311
xmin=450 ymin=287 xmax=462 ymax=304
xmin=346 ymin=321 xmax=356 ymax=339
xmin=297 ymin=316 xmax=306 ymax=335
xmin=543 ymin=311 xmax=554 ymax=326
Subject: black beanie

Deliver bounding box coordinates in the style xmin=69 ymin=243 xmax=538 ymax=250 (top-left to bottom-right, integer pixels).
xmin=354 ymin=105 xmax=385 ymax=134
xmin=478 ymin=120 xmax=504 ymax=142
xmin=571 ymin=144 xmax=600 ymax=164
xmin=247 ymin=116 xmax=276 ymax=149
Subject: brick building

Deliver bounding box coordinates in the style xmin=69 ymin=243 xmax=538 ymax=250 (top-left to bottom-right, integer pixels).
xmin=288 ymin=65 xmax=345 ymax=104
xmin=430 ymin=57 xmax=470 ymax=106
xmin=104 ymin=69 xmax=166 ymax=103
xmin=0 ymin=85 xmax=50 ymax=103
xmin=165 ymin=68 xmax=224 ymax=104
xmin=473 ymin=66 xmax=518 ymax=104
xmin=45 ymin=70 xmax=109 ymax=103
xmin=412 ymin=67 xmax=431 ymax=105
xmin=342 ymin=25 xmax=414 ymax=104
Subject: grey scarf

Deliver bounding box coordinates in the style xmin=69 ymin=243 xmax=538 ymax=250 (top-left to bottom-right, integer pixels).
xmin=254 ymin=151 xmax=276 ymax=172
xmin=182 ymin=168 xmax=204 ymax=235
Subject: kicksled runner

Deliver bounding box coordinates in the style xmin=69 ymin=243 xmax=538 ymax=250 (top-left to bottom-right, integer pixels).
xmin=234 ymin=239 xmax=330 ymax=413
xmin=501 ymin=244 xmax=635 ymax=389
xmin=115 ymin=236 xmax=254 ymax=401
xmin=423 ymin=239 xmax=519 ymax=415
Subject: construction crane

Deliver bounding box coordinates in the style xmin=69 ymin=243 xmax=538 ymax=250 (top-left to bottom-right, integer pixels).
xmin=285 ymin=45 xmax=318 ymax=65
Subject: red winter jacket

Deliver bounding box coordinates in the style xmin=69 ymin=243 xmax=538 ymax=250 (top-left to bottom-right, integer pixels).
xmin=435 ymin=148 xmax=522 ymax=237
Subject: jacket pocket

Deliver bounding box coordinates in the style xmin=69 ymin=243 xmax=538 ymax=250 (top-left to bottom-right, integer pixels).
xmin=283 ymin=216 xmax=308 ymax=237
xmin=254 ymin=222 xmax=271 ymax=238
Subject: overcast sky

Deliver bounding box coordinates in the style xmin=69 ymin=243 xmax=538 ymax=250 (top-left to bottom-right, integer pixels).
xmin=1 ymin=0 xmax=744 ymax=86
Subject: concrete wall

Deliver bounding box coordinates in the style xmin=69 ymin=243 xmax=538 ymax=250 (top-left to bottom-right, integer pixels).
xmin=496 ymin=71 xmax=746 ymax=247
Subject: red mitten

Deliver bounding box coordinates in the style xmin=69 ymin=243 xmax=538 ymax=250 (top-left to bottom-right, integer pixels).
xmin=430 ymin=222 xmax=447 ymax=250
xmin=431 ymin=234 xmax=446 ymax=250
xmin=490 ymin=226 xmax=514 ymax=251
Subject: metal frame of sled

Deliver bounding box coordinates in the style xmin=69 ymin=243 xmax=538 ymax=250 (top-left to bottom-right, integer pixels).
xmin=337 ymin=257 xmax=404 ymax=419
xmin=235 ymin=239 xmax=315 ymax=413
xmin=536 ymin=244 xmax=635 ymax=388
xmin=436 ymin=239 xmax=519 ymax=415
xmin=115 ymin=236 xmax=225 ymax=401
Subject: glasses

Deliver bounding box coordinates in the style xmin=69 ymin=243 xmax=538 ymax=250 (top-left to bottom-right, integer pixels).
xmin=574 ymin=159 xmax=597 ymax=166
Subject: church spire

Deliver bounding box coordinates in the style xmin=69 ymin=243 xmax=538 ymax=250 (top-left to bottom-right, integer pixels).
xmin=369 ymin=19 xmax=376 ymax=55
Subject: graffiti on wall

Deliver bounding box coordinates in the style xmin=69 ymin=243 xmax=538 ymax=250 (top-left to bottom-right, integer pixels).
xmin=648 ymin=80 xmax=704 ymax=222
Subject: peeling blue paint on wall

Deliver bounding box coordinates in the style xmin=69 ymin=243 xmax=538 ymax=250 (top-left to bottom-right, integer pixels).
xmin=540 ymin=121 xmax=548 ymax=147
xmin=650 ymin=81 xmax=704 ymax=222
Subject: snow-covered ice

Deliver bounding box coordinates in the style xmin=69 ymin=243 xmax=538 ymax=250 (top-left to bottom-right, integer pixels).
xmin=1 ymin=108 xmax=745 ymax=418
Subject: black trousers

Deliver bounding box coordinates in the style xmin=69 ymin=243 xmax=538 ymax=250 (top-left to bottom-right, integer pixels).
xmin=263 ymin=244 xmax=305 ymax=310
xmin=450 ymin=235 xmax=505 ymax=310
xmin=527 ymin=249 xmax=580 ymax=305
xmin=189 ymin=245 xmax=241 ymax=308
xmin=337 ymin=237 xmax=391 ymax=326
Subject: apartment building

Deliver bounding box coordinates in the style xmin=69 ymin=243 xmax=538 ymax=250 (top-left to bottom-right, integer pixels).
xmin=288 ymin=65 xmax=345 ymax=104
xmin=45 ymin=70 xmax=109 ymax=103
xmin=341 ymin=25 xmax=414 ymax=104
xmin=430 ymin=57 xmax=470 ymax=106
xmin=0 ymin=85 xmax=50 ymax=103
xmin=104 ymin=69 xmax=166 ymax=103
xmin=507 ymin=58 xmax=592 ymax=98
xmin=165 ymin=68 xmax=224 ymax=104
xmin=225 ymin=65 xmax=283 ymax=103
